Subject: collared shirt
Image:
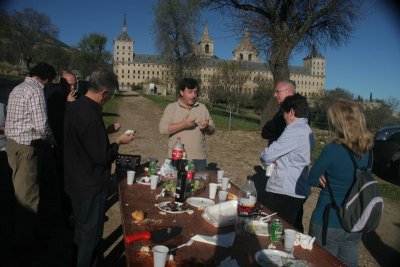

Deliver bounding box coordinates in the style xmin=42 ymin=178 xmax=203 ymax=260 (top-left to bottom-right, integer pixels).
xmin=5 ymin=77 xmax=52 ymax=145
xmin=260 ymin=118 xmax=314 ymax=198
xmin=159 ymin=99 xmax=214 ymax=160
xmin=63 ymin=96 xmax=119 ymax=199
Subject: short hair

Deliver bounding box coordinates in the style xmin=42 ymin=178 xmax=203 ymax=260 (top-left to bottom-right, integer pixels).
xmin=61 ymin=70 xmax=76 ymax=79
xmin=88 ymin=69 xmax=119 ymax=94
xmin=280 ymin=93 xmax=309 ymax=118
xmin=29 ymin=62 xmax=56 ymax=81
xmin=328 ymin=99 xmax=374 ymax=156
xmin=277 ymin=80 xmax=296 ymax=93
xmin=179 ymin=78 xmax=199 ymax=93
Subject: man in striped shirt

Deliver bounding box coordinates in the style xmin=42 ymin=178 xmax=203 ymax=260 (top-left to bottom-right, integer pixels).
xmin=5 ymin=62 xmax=56 ymax=246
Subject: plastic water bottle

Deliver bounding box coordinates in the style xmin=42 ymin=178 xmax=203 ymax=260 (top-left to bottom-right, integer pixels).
xmin=235 ymin=176 xmax=257 ymax=236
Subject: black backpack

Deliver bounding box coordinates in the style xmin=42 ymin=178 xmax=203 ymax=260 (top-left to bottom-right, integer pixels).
xmin=322 ymin=146 xmax=384 ymax=245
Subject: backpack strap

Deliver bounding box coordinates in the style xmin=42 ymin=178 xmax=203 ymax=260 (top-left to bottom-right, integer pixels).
xmin=322 ymin=175 xmax=338 ymax=245
xmin=343 ymin=145 xmax=373 ymax=171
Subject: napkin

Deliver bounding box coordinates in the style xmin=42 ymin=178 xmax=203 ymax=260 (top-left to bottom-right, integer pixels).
xmin=294 ymin=233 xmax=316 ymax=250
xmin=191 ymin=232 xmax=235 ymax=248
xmin=218 ymin=256 xmax=240 ymax=267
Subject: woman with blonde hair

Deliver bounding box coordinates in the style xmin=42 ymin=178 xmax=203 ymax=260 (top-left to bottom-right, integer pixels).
xmin=308 ymin=99 xmax=374 ymax=267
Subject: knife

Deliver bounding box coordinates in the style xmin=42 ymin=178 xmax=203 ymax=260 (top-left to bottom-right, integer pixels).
xmin=124 ymin=227 xmax=182 ymax=244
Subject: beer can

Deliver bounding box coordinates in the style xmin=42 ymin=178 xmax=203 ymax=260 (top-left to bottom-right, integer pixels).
xmin=270 ymin=219 xmax=283 ymax=242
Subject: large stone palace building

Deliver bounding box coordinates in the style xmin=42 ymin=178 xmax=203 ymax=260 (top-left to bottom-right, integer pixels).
xmin=113 ymin=16 xmax=325 ymax=96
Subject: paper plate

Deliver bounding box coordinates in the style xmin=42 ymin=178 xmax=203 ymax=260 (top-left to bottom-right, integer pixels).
xmin=186 ymin=197 xmax=215 ymax=208
xmin=245 ymin=221 xmax=269 ymax=236
xmin=254 ymin=249 xmax=293 ymax=267
xmin=157 ymin=201 xmax=190 ymax=214
xmin=137 ymin=176 xmax=151 ymax=185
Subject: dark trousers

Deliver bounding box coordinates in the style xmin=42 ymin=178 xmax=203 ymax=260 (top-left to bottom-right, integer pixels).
xmin=260 ymin=191 xmax=307 ymax=233
xmin=70 ymin=189 xmax=108 ymax=267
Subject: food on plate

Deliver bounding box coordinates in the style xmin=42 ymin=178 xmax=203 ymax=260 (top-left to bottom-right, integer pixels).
xmin=131 ymin=210 xmax=144 ymax=222
xmin=158 ymin=201 xmax=190 ymax=213
xmin=227 ymin=192 xmax=237 ymax=200
xmin=163 ymin=179 xmax=204 ymax=194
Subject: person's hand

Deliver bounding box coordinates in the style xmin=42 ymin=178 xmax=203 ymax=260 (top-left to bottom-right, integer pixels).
xmin=319 ymin=175 xmax=327 ymax=188
xmin=197 ymin=119 xmax=209 ymax=130
xmin=116 ymin=131 xmax=135 ymax=145
xmin=67 ymin=89 xmax=77 ymax=102
xmin=113 ymin=122 xmax=121 ymax=132
xmin=183 ymin=115 xmax=196 ymax=128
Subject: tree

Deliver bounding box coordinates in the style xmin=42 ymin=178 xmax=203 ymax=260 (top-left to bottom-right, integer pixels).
xmin=209 ymin=61 xmax=250 ymax=130
xmin=74 ymin=33 xmax=112 ymax=78
xmin=9 ymin=8 xmax=59 ymax=70
xmin=153 ymin=0 xmax=203 ymax=95
xmin=207 ymin=0 xmax=363 ymax=125
xmin=310 ymin=87 xmax=354 ymax=129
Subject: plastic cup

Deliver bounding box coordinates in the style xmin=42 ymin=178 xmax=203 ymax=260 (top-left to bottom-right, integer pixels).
xmin=208 ymin=183 xmax=218 ymax=199
xmin=150 ymin=175 xmax=159 ymax=190
xmin=127 ymin=171 xmax=135 ymax=185
xmin=221 ymin=177 xmax=229 ymax=190
xmin=217 ymin=170 xmax=224 ymax=183
xmin=152 ymin=245 xmax=169 ymax=267
xmin=284 ymin=229 xmax=297 ymax=252
xmin=265 ymin=163 xmax=274 ymax=177
xmin=218 ymin=190 xmax=228 ymax=202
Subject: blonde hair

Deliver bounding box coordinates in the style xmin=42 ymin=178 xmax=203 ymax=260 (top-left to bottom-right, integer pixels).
xmin=327 ymin=99 xmax=374 ymax=156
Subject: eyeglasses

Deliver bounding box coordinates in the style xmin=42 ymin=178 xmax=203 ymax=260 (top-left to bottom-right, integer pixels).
xmin=275 ymin=88 xmax=288 ymax=94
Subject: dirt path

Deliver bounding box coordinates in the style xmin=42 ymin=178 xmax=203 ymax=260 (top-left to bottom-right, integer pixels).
xmin=104 ymin=94 xmax=400 ymax=266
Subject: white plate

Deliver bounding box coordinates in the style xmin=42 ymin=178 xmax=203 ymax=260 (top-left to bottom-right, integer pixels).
xmin=137 ymin=176 xmax=151 ymax=185
xmin=186 ymin=197 xmax=215 ymax=208
xmin=254 ymin=249 xmax=293 ymax=267
xmin=245 ymin=221 xmax=269 ymax=236
xmin=157 ymin=201 xmax=189 ymax=214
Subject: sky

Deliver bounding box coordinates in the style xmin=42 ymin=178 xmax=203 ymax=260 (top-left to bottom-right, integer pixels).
xmin=3 ymin=0 xmax=400 ymax=101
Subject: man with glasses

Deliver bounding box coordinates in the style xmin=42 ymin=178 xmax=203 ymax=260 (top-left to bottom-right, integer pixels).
xmin=261 ymin=80 xmax=296 ymax=146
xmin=63 ymin=69 xmax=135 ymax=267
xmin=159 ymin=78 xmax=215 ymax=170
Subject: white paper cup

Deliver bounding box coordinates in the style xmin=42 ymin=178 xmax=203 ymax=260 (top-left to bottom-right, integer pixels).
xmin=152 ymin=245 xmax=169 ymax=267
xmin=284 ymin=229 xmax=297 ymax=252
xmin=208 ymin=183 xmax=218 ymax=199
xmin=265 ymin=163 xmax=274 ymax=177
xmin=127 ymin=170 xmax=135 ymax=185
xmin=218 ymin=190 xmax=228 ymax=202
xmin=217 ymin=170 xmax=224 ymax=183
xmin=150 ymin=175 xmax=159 ymax=190
xmin=221 ymin=177 xmax=229 ymax=190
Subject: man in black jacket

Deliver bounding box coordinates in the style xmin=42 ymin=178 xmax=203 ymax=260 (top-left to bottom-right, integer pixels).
xmin=261 ymin=80 xmax=296 ymax=146
xmin=64 ymin=69 xmax=134 ymax=267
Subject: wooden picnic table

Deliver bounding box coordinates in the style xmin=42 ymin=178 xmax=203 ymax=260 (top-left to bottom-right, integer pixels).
xmin=118 ymin=169 xmax=344 ymax=266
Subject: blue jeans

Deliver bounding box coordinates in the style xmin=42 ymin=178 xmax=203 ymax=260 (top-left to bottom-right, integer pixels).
xmin=309 ymin=223 xmax=362 ymax=267
xmin=70 ymin=189 xmax=108 ymax=267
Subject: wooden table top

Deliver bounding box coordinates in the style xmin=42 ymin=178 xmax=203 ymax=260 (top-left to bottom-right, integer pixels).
xmin=118 ymin=169 xmax=344 ymax=267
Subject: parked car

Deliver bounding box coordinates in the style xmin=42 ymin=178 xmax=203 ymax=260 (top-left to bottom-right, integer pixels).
xmin=373 ymin=125 xmax=400 ymax=179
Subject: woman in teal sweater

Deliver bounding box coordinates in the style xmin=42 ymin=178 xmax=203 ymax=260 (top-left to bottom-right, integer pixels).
xmin=308 ymin=99 xmax=374 ymax=267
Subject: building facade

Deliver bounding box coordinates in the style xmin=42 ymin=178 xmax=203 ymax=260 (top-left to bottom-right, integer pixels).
xmin=113 ymin=16 xmax=325 ymax=97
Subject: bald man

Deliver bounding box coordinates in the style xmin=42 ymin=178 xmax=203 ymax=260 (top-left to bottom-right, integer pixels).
xmin=60 ymin=71 xmax=78 ymax=102
xmin=261 ymin=80 xmax=296 ymax=146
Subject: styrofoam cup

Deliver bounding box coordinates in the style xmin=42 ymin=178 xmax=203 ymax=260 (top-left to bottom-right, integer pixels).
xmin=127 ymin=170 xmax=135 ymax=185
xmin=221 ymin=177 xmax=229 ymax=190
xmin=208 ymin=183 xmax=218 ymax=199
xmin=218 ymin=190 xmax=228 ymax=202
xmin=152 ymin=245 xmax=169 ymax=267
xmin=284 ymin=229 xmax=297 ymax=252
xmin=217 ymin=170 xmax=224 ymax=183
xmin=150 ymin=175 xmax=158 ymax=190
